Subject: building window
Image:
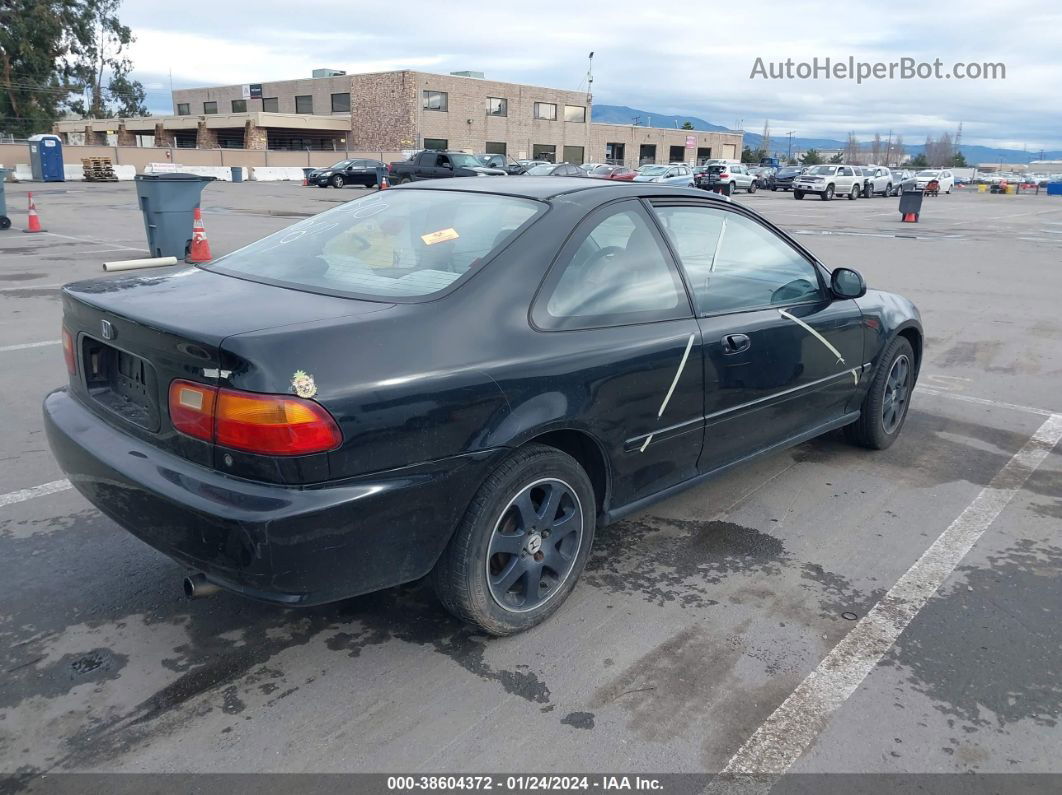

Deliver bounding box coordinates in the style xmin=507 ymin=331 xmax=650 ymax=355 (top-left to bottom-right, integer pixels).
xmin=485 ymin=141 xmax=506 ymax=155
xmin=423 ymin=90 xmax=448 ymax=112
xmin=669 ymin=145 xmax=685 ymax=162
xmin=533 ymin=144 xmax=556 ymax=162
xmin=639 ymin=144 xmax=657 ymax=165
xmin=262 ymin=97 xmax=279 ymax=112
xmin=203 ymin=101 xmax=217 ymax=114
xmin=295 ymin=95 xmax=313 ymax=113
xmin=331 ymin=92 xmax=351 ymax=112
xmin=605 ymin=142 xmax=625 ymax=164
xmin=176 ymin=103 xmax=190 ymax=116
xmin=534 ymin=102 xmax=557 ymax=121
xmin=564 ymin=105 xmax=586 ymax=123
xmin=423 ymin=138 xmax=448 ymax=150
xmin=563 ymin=145 xmax=584 ymax=164
xmin=231 ymin=99 xmax=247 ymax=113
xmin=696 ymin=147 xmax=712 ymax=164
xmin=486 ymin=97 xmax=507 ymax=117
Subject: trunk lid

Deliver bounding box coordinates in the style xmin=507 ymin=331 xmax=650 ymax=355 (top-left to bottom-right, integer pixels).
xmin=61 ymin=266 xmax=393 ymax=465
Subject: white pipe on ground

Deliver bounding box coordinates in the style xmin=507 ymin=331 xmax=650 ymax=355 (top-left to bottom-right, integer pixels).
xmin=102 ymin=256 xmax=179 ymax=272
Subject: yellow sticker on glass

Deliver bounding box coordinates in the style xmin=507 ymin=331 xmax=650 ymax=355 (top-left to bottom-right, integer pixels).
xmin=421 ymin=227 xmax=460 ymax=246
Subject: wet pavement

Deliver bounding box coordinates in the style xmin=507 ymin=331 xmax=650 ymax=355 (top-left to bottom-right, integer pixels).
xmin=0 ymin=180 xmax=1060 ymax=788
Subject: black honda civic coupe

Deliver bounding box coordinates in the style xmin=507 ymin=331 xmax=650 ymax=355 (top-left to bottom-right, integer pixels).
xmin=44 ymin=178 xmax=922 ymax=635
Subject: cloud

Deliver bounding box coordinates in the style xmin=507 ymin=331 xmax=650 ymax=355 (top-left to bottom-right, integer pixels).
xmin=121 ymin=0 xmax=1062 ymax=148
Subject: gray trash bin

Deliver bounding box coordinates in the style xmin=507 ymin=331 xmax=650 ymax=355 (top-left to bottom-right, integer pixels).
xmin=898 ymin=183 xmax=924 ymax=221
xmin=0 ymin=168 xmax=12 ymax=229
xmin=230 ymin=166 xmax=243 ymax=183
xmin=134 ymin=173 xmax=215 ymax=259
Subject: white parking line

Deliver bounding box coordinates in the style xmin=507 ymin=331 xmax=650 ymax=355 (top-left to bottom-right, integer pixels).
xmin=36 ymin=232 xmax=143 ymax=251
xmin=0 ymin=284 xmax=63 ymax=292
xmin=707 ymin=412 xmax=1062 ymax=792
xmin=0 ymin=340 xmax=60 ymax=353
xmin=0 ymin=479 xmax=72 ymax=508
xmin=916 ymin=385 xmax=1055 ymax=417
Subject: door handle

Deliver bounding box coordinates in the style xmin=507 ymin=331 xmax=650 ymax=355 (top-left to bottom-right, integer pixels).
xmin=721 ymin=333 xmax=751 ymax=354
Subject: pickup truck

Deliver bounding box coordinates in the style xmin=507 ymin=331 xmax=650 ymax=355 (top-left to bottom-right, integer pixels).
xmin=388 ymin=150 xmax=506 ymax=183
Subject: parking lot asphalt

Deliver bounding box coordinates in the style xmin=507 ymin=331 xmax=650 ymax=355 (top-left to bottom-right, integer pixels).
xmin=1 ymin=180 xmax=1060 ymax=787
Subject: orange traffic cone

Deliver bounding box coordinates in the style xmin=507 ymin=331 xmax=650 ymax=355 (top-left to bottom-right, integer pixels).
xmin=186 ymin=207 xmax=213 ymax=263
xmin=379 ymin=175 xmax=389 ymax=190
xmin=22 ymin=192 xmax=46 ymax=233
xmin=901 ymin=212 xmax=918 ymax=223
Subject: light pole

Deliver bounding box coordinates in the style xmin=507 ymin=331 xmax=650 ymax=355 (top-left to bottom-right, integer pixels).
xmin=786 ymin=130 xmax=794 ymax=163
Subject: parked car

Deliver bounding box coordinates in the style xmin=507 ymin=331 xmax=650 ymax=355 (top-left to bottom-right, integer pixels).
xmin=44 ymin=177 xmax=922 ymax=634
xmin=890 ymin=170 xmax=914 ymax=195
xmin=580 ymin=163 xmax=608 ymax=172
xmin=792 ymin=164 xmax=862 ymax=200
xmin=587 ymin=164 xmax=637 ymax=181
xmin=772 ymin=165 xmax=807 ymax=191
xmin=307 ymin=158 xmax=387 ymax=189
xmin=389 ymin=150 xmax=506 ymax=182
xmin=523 ymin=162 xmax=586 ymax=177
xmin=750 ymin=166 xmax=777 ymax=190
xmin=860 ymin=165 xmax=894 ymax=197
xmin=695 ymin=162 xmax=757 ymax=195
xmin=633 ymin=164 xmax=695 ymax=186
xmin=476 ymin=153 xmax=527 ymax=175
xmin=914 ymin=169 xmax=954 ymax=194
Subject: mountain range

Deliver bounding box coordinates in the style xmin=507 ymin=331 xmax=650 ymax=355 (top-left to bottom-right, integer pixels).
xmin=591 ymin=104 xmax=1062 ymax=164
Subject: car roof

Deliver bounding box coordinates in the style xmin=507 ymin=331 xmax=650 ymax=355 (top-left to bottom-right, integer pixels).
xmin=395 ymin=176 xmax=718 ymax=201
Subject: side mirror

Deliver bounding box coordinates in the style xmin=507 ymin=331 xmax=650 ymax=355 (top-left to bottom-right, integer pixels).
xmin=831 ymin=267 xmax=866 ymax=299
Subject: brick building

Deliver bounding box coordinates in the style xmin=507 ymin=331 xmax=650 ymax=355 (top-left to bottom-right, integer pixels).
xmin=54 ymin=68 xmax=743 ymax=167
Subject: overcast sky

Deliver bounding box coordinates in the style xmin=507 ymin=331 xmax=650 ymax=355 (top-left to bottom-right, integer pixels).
xmin=122 ymin=0 xmax=1062 ymax=151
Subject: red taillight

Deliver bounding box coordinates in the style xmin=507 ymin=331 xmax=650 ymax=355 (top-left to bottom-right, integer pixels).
xmin=168 ymin=380 xmax=341 ymax=456
xmin=169 ymin=381 xmax=217 ymax=442
xmin=61 ymin=328 xmax=76 ymax=375
xmin=719 ymin=173 xmax=729 ymax=179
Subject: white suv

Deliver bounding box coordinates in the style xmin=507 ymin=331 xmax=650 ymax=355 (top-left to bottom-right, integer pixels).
xmin=793 ymin=165 xmax=862 ymax=201
xmin=861 ymin=165 xmax=894 ymax=197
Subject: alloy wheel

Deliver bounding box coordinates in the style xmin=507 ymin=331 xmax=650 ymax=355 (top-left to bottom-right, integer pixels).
xmin=486 ymin=478 xmax=584 ymax=613
xmin=882 ymin=354 xmax=911 ymax=434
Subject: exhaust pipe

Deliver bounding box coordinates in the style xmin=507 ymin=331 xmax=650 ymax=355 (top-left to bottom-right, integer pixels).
xmin=183 ymin=573 xmax=221 ymax=599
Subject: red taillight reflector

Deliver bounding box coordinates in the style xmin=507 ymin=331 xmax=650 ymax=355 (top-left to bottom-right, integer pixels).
xmin=215 ymin=389 xmax=341 ymax=456
xmin=61 ymin=328 xmax=76 ymax=375
xmin=168 ymin=380 xmax=341 ymax=456
xmin=169 ymin=380 xmax=217 ymax=442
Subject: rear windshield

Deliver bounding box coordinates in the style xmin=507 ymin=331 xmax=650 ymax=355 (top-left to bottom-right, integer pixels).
xmin=206 ymin=190 xmax=543 ymax=300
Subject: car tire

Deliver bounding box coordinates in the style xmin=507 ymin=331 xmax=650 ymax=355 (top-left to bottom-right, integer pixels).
xmin=848 ymin=186 xmax=859 ymax=200
xmin=747 ymin=181 xmax=757 ymax=194
xmin=432 ymin=444 xmax=596 ymax=636
xmin=399 ymin=177 xmax=413 ymax=185
xmin=794 ymin=190 xmax=804 ymax=200
xmin=331 ymin=174 xmax=345 ymax=188
xmin=884 ymin=183 xmax=892 ymax=197
xmin=845 ymin=336 xmax=916 ymax=450
xmin=771 ymin=186 xmax=777 ymax=191
xmin=316 ymin=183 xmax=328 ymax=188
xmin=822 ymin=184 xmax=835 ymax=201
xmin=724 ymin=182 xmax=734 ymax=196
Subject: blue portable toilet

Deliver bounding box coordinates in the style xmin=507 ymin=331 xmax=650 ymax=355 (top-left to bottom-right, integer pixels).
xmin=27 ymin=134 xmax=65 ymax=182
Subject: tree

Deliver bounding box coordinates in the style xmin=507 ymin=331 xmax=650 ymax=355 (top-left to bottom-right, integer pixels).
xmin=870 ymin=133 xmax=882 ymax=164
xmin=800 ymin=148 xmax=823 ymax=165
xmin=891 ymin=134 xmax=905 ymax=167
xmin=741 ymin=146 xmax=766 ymax=163
xmin=680 ymin=121 xmax=694 ymax=130
xmin=844 ymin=132 xmax=861 ymax=163
xmin=909 ymin=152 xmax=929 ymax=168
xmin=828 ymin=152 xmax=844 ymax=164
xmin=951 ymin=151 xmax=967 ymax=167
xmin=0 ymin=0 xmax=146 ymax=137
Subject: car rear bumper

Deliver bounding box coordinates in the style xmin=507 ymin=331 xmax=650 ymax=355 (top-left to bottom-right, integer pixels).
xmin=43 ymin=387 xmax=501 ymax=605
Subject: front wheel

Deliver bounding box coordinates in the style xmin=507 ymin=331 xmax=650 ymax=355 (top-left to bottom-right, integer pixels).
xmin=822 ymin=184 xmax=835 ymax=201
xmin=0 ymin=215 xmax=10 ymax=230
xmin=845 ymin=337 xmax=916 ymax=450
xmin=432 ymin=444 xmax=596 ymax=635
xmin=794 ymin=190 xmax=805 ymax=200
xmin=747 ymin=181 xmax=757 ymax=194
xmin=331 ymin=174 xmax=345 ymax=188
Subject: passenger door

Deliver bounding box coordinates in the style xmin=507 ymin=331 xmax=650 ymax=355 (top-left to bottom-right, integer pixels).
xmin=649 ymin=201 xmax=864 ymax=472
xmin=531 ymin=200 xmax=705 ymax=504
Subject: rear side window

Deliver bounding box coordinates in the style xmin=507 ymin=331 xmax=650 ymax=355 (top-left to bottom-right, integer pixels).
xmin=207 ymin=191 xmax=543 ymax=300
xmin=533 ymin=203 xmax=690 ymax=330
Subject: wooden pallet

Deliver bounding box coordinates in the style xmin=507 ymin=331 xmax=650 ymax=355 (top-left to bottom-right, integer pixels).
xmin=81 ymin=157 xmax=118 ymax=182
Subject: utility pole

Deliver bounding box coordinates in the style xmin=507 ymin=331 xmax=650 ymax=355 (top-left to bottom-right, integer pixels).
xmin=586 ymin=51 xmax=593 ymax=163
xmin=762 ymin=119 xmax=770 ymax=158
xmin=885 ymin=129 xmax=893 ymax=167
xmin=786 ymin=130 xmax=794 ymax=162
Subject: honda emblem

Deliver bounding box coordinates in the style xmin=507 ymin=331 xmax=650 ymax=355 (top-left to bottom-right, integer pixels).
xmin=100 ymin=319 xmax=114 ymax=340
